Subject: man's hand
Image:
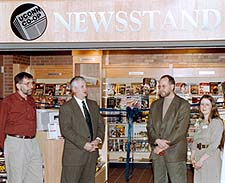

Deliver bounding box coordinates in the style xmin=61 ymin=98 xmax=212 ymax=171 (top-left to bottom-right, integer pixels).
xmin=155 ymin=139 xmax=170 ymax=150
xmin=153 ymin=146 xmax=164 ymax=154
xmin=91 ymin=139 xmax=101 ymax=149
xmin=83 ymin=142 xmax=95 ymax=152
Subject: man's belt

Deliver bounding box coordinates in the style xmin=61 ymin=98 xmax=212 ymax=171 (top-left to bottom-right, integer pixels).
xmin=197 ymin=143 xmax=208 ymax=150
xmin=7 ymin=134 xmax=35 ymax=139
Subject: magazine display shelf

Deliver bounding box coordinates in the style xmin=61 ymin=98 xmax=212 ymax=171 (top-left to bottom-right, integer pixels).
xmin=103 ymin=78 xmax=225 ymax=182
xmin=100 ymin=107 xmax=150 ymax=182
xmin=0 ymin=152 xmax=6 ymax=183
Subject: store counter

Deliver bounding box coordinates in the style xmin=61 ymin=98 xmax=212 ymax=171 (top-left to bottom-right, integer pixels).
xmin=36 ymin=132 xmax=106 ymax=183
xmin=36 ymin=131 xmax=64 ymax=183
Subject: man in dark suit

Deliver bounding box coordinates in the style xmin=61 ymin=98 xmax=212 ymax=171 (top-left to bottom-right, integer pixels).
xmin=59 ymin=76 xmax=105 ymax=183
xmin=147 ymin=75 xmax=190 ymax=183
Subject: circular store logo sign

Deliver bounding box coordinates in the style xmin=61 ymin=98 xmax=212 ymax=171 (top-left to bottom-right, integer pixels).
xmin=10 ymin=3 xmax=47 ymax=41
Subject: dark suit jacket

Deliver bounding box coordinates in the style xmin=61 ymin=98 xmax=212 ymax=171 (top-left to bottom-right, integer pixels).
xmin=59 ymin=98 xmax=105 ymax=166
xmin=147 ymin=95 xmax=190 ymax=162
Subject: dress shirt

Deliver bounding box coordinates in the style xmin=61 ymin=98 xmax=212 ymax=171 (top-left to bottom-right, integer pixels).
xmin=74 ymin=96 xmax=89 ymax=117
xmin=0 ymin=92 xmax=36 ymax=148
xmin=73 ymin=96 xmax=102 ymax=143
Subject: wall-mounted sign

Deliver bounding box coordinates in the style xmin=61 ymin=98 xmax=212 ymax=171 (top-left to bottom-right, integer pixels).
xmin=10 ymin=3 xmax=47 ymax=41
xmin=0 ymin=0 xmax=224 ymax=42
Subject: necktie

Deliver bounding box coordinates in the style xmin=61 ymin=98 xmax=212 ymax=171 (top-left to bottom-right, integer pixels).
xmin=82 ymin=101 xmax=93 ymax=141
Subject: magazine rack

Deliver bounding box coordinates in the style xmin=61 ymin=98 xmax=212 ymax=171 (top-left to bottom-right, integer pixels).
xmin=100 ymin=107 xmax=149 ymax=182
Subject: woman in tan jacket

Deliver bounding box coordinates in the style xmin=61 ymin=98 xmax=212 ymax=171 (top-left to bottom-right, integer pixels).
xmin=191 ymin=94 xmax=224 ymax=183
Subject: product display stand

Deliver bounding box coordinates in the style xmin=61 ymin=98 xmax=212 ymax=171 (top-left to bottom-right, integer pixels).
xmin=125 ymin=107 xmax=139 ymax=182
xmin=101 ymin=106 xmax=150 ymax=182
xmin=125 ymin=107 xmax=150 ymax=182
xmin=100 ymin=107 xmax=134 ymax=182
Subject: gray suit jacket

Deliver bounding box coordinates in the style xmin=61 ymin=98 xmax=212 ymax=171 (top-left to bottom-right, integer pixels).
xmin=147 ymin=95 xmax=190 ymax=162
xmin=59 ymin=98 xmax=105 ymax=166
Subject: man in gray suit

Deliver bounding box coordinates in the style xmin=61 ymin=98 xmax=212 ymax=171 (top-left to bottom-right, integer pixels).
xmin=59 ymin=76 xmax=105 ymax=183
xmin=147 ymin=75 xmax=190 ymax=183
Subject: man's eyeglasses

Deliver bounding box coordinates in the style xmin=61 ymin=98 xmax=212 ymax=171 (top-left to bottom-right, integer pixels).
xmin=20 ymin=81 xmax=35 ymax=87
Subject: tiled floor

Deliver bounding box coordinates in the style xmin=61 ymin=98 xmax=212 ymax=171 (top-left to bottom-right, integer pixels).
xmin=108 ymin=167 xmax=194 ymax=183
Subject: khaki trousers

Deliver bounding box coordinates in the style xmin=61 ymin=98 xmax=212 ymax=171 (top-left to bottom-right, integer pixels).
xmin=4 ymin=135 xmax=43 ymax=183
xmin=152 ymin=156 xmax=187 ymax=183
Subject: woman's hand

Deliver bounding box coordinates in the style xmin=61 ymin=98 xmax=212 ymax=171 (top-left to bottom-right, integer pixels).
xmin=193 ymin=160 xmax=203 ymax=170
xmin=191 ymin=159 xmax=196 ymax=167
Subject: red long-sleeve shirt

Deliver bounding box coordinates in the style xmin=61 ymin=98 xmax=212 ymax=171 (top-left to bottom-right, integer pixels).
xmin=0 ymin=92 xmax=36 ymax=149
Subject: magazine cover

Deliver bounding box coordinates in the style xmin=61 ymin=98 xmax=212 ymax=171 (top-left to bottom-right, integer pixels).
xmin=106 ymin=83 xmax=116 ymax=96
xmin=143 ymin=78 xmax=157 ymax=95
xmin=126 ymin=95 xmax=142 ymax=109
xmin=33 ymin=95 xmax=44 ymax=109
xmin=115 ymin=125 xmax=126 ymax=137
xmin=107 ymin=97 xmax=117 ymax=108
xmin=108 ymin=126 xmax=117 ymax=138
xmin=199 ymin=82 xmax=210 ymax=94
xmin=33 ymin=83 xmax=45 ymax=95
xmin=105 ymin=111 xmax=127 ymax=123
xmin=222 ymin=82 xmax=225 ymax=94
xmin=115 ymin=96 xmax=126 ymax=109
xmin=132 ymin=111 xmax=143 ymax=123
xmin=140 ymin=110 xmax=149 ymax=123
xmin=118 ymin=139 xmax=126 ymax=152
xmin=125 ymin=83 xmax=134 ymax=95
xmin=115 ymin=83 xmax=126 ymax=95
xmin=175 ymin=82 xmax=189 ymax=95
xmin=45 ymin=84 xmax=56 ymax=96
xmin=131 ymin=83 xmax=142 ymax=95
xmin=133 ymin=125 xmax=148 ymax=138
xmin=108 ymin=139 xmax=114 ymax=151
xmin=190 ymin=83 xmax=199 ymax=95
xmin=141 ymin=96 xmax=149 ymax=109
xmin=210 ymin=82 xmax=219 ymax=95
xmin=56 ymin=96 xmax=67 ymax=106
xmin=55 ymin=83 xmax=67 ymax=96
xmin=65 ymin=82 xmax=71 ymax=95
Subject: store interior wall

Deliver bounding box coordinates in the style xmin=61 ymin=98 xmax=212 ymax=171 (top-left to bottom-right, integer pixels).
xmin=102 ymin=50 xmax=225 ymax=82
xmin=0 ymin=55 xmax=72 ymax=97
xmin=1 ymin=49 xmax=225 ymax=97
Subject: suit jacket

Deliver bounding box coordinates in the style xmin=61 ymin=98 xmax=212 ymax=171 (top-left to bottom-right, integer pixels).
xmin=147 ymin=95 xmax=190 ymax=162
xmin=59 ymin=98 xmax=105 ymax=166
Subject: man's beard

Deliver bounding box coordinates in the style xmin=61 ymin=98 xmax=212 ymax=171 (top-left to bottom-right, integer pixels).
xmin=159 ymin=91 xmax=170 ymax=98
xmin=21 ymin=88 xmax=32 ymax=96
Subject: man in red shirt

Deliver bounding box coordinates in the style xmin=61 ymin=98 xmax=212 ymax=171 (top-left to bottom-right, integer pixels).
xmin=0 ymin=72 xmax=43 ymax=183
